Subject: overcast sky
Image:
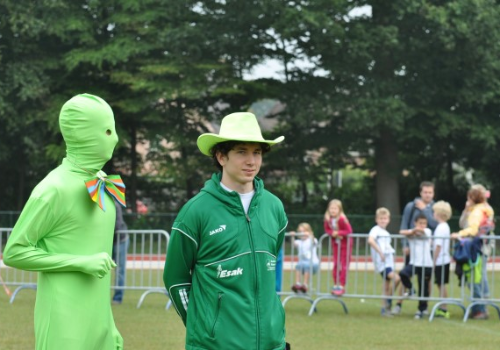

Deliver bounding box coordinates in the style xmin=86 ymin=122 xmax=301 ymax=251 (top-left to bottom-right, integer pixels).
xmin=243 ymin=5 xmax=372 ymax=80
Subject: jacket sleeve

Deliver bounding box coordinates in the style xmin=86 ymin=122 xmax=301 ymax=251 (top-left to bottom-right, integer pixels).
xmin=163 ymin=227 xmax=197 ymax=326
xmin=458 ymin=207 xmax=486 ymax=238
xmin=337 ymin=216 xmax=353 ymax=237
xmin=114 ymin=203 xmax=128 ymax=231
xmin=3 ymin=197 xmax=107 ymax=273
xmin=276 ymin=205 xmax=288 ymax=254
xmin=421 ymin=206 xmax=438 ymax=231
xmin=400 ymin=202 xmax=413 ymax=230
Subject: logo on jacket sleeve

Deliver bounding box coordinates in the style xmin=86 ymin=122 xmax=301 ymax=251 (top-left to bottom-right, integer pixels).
xmin=209 ymin=225 xmax=227 ymax=236
xmin=267 ymin=259 xmax=277 ymax=271
xmin=217 ymin=264 xmax=243 ymax=278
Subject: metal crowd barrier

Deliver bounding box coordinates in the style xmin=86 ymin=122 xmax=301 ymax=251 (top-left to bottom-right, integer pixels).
xmin=113 ymin=230 xmax=170 ymax=308
xmin=0 ymin=228 xmax=170 ymax=309
xmin=279 ymin=231 xmax=500 ymax=322
xmin=0 ymin=228 xmax=38 ymax=302
xmin=4 ymin=225 xmax=500 ymax=322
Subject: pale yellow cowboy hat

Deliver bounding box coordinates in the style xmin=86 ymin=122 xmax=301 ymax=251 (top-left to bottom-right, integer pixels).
xmin=197 ymin=112 xmax=285 ymax=156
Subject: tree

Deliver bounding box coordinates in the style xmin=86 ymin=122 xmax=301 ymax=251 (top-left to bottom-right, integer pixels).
xmin=263 ymin=0 xmax=500 ymax=220
xmin=0 ymin=0 xmax=87 ymax=209
xmin=3 ymin=0 xmax=500 ymax=219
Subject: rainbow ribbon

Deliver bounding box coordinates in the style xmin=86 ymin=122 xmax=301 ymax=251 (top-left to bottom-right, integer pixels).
xmin=85 ymin=172 xmax=126 ymax=211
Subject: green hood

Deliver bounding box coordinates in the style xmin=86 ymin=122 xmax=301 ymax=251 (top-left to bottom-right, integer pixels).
xmin=201 ymin=173 xmax=264 ymax=212
xmin=59 ymin=94 xmax=118 ymax=172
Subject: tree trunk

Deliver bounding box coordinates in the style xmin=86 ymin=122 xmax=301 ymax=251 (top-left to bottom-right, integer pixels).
xmin=372 ymin=1 xmax=401 ymax=231
xmin=301 ymin=179 xmax=308 ymax=207
xmin=375 ymin=130 xmax=400 ymax=232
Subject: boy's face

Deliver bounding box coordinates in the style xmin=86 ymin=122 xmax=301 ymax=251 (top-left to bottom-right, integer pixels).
xmin=415 ymin=218 xmax=428 ymax=230
xmin=376 ymin=214 xmax=390 ymax=229
xmin=217 ymin=142 xmax=262 ymax=191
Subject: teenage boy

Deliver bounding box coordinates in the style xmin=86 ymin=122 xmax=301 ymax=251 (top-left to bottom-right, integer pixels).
xmin=163 ymin=112 xmax=290 ymax=350
xmin=368 ymin=208 xmax=401 ymax=317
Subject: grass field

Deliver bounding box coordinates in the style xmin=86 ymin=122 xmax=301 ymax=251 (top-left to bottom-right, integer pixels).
xmin=1 ymin=273 xmax=499 ymax=350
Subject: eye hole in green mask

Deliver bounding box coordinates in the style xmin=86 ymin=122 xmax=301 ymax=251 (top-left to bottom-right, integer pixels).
xmin=106 ymin=129 xmax=112 ymax=136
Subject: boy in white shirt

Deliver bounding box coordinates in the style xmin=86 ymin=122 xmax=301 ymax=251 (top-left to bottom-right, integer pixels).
xmin=368 ymin=208 xmax=401 ymax=316
xmin=432 ymin=201 xmax=452 ymax=318
xmin=399 ymin=214 xmax=433 ymax=319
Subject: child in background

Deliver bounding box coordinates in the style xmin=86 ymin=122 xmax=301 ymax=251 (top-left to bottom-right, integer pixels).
xmin=432 ymin=201 xmax=453 ymax=318
xmin=324 ymin=199 xmax=353 ymax=296
xmin=290 ymin=223 xmax=320 ymax=293
xmin=368 ymin=208 xmax=401 ymax=317
xmin=399 ymin=214 xmax=433 ymax=319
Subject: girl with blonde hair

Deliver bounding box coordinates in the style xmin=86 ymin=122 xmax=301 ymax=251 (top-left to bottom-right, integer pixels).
xmin=290 ymin=223 xmax=319 ymax=293
xmin=324 ymin=199 xmax=353 ymax=296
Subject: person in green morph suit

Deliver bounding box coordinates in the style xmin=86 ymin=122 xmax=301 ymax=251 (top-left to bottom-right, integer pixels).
xmin=4 ymin=94 xmax=124 ymax=350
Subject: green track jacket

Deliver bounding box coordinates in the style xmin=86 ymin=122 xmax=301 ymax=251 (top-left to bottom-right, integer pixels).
xmin=164 ymin=173 xmax=288 ymax=350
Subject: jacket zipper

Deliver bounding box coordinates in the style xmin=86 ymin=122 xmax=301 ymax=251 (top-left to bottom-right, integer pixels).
xmin=210 ymin=292 xmax=224 ymax=337
xmin=246 ymin=212 xmax=261 ymax=350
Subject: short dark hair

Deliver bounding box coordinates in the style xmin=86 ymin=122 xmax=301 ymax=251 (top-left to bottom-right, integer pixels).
xmin=414 ymin=214 xmax=428 ymax=223
xmin=210 ymin=141 xmax=271 ymax=171
xmin=420 ymin=181 xmax=434 ymax=191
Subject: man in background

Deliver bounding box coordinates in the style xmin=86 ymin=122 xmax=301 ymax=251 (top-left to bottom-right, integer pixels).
xmin=112 ymin=200 xmax=129 ymax=304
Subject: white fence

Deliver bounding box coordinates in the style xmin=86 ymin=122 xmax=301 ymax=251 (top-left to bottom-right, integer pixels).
xmin=279 ymin=232 xmax=500 ymax=322
xmin=0 ymin=228 xmax=169 ymax=308
xmin=2 ymin=228 xmax=500 ymax=321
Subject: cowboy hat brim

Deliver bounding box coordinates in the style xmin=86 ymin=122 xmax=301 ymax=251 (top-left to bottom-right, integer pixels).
xmin=197 ymin=134 xmax=284 ymax=156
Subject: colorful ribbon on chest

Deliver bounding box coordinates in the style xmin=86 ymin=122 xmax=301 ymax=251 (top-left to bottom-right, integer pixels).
xmin=85 ymin=171 xmax=126 ymax=211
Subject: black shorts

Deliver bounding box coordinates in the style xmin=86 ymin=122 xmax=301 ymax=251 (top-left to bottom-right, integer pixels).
xmin=380 ymin=267 xmax=394 ymax=281
xmin=434 ymin=263 xmax=450 ymax=286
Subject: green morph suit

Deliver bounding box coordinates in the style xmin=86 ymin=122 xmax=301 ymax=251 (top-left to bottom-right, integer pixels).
xmin=4 ymin=94 xmax=124 ymax=350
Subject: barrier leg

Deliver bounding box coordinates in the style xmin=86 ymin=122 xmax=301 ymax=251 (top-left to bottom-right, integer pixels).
xmin=488 ymin=303 xmax=500 ymax=320
xmin=136 ymin=289 xmax=168 ymax=309
xmin=308 ymin=296 xmax=348 ymax=316
xmin=282 ymin=294 xmax=315 ymax=309
xmin=9 ymin=284 xmax=37 ymax=304
xmin=428 ymin=300 xmax=465 ymax=322
xmin=464 ymin=301 xmax=500 ymax=322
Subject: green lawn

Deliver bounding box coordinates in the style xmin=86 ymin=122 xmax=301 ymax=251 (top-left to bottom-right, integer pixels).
xmin=1 ymin=272 xmax=499 ymax=350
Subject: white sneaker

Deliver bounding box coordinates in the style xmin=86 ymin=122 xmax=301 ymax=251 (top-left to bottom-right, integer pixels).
xmin=414 ymin=311 xmax=423 ymax=319
xmin=391 ymin=305 xmax=402 ymax=315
